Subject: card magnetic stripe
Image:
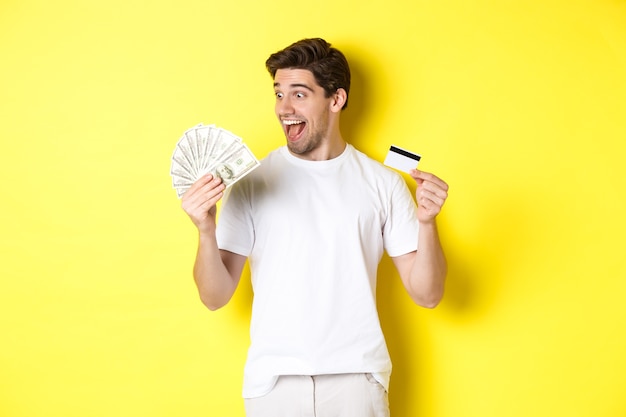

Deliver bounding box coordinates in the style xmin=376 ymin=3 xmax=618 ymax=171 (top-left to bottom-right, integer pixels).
xmin=389 ymin=146 xmax=421 ymax=161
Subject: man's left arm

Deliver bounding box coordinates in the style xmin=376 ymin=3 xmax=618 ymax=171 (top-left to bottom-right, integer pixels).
xmin=392 ymin=169 xmax=449 ymax=308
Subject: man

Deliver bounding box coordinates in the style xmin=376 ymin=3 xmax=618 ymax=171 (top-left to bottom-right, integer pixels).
xmin=181 ymin=38 xmax=449 ymax=417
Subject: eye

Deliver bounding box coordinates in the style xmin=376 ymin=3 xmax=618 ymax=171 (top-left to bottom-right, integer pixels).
xmin=295 ymin=92 xmax=305 ymax=99
xmin=275 ymin=92 xmax=284 ymax=99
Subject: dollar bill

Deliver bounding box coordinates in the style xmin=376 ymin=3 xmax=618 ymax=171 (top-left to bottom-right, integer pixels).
xmin=194 ymin=124 xmax=216 ymax=173
xmin=173 ymin=134 xmax=197 ymax=177
xmin=207 ymin=128 xmax=241 ymax=168
xmin=170 ymin=123 xmax=259 ymax=198
xmin=206 ymin=143 xmax=260 ymax=188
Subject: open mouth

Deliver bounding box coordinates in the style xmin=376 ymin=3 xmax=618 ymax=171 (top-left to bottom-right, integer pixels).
xmin=283 ymin=119 xmax=306 ymax=142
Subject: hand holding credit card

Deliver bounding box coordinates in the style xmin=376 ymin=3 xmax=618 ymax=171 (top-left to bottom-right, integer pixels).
xmin=383 ymin=145 xmax=421 ymax=173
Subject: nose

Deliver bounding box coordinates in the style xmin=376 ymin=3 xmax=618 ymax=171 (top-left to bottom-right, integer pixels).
xmin=276 ymin=95 xmax=294 ymax=116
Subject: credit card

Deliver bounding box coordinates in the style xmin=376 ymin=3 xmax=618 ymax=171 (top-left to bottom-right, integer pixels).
xmin=383 ymin=145 xmax=421 ymax=173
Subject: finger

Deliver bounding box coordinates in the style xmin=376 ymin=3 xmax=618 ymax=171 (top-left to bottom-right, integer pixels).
xmin=410 ymin=169 xmax=449 ymax=191
xmin=417 ymin=180 xmax=449 ymax=201
xmin=417 ymin=194 xmax=445 ymax=220
xmin=185 ymin=174 xmax=218 ymax=197
xmin=417 ymin=188 xmax=446 ymax=209
xmin=184 ymin=175 xmax=222 ymax=201
xmin=417 ymin=198 xmax=441 ymax=217
xmin=411 ymin=169 xmax=448 ymax=190
xmin=182 ymin=192 xmax=224 ymax=229
xmin=190 ymin=185 xmax=225 ymax=211
xmin=182 ymin=177 xmax=225 ymax=214
xmin=201 ymin=184 xmax=226 ymax=207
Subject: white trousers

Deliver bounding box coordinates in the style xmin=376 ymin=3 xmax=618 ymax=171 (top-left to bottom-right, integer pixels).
xmin=244 ymin=373 xmax=390 ymax=417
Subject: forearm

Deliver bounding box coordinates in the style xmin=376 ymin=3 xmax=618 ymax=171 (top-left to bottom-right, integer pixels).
xmin=193 ymin=230 xmax=240 ymax=311
xmin=408 ymin=221 xmax=447 ymax=308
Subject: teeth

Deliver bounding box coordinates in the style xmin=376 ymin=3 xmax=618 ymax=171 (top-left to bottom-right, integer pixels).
xmin=283 ymin=120 xmax=304 ymax=125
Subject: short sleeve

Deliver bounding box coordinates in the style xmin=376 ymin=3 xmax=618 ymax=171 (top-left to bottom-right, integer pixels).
xmin=383 ymin=175 xmax=420 ymax=257
xmin=216 ymin=181 xmax=255 ymax=257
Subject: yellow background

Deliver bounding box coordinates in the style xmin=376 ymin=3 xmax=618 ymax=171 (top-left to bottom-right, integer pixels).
xmin=1 ymin=0 xmax=625 ymax=416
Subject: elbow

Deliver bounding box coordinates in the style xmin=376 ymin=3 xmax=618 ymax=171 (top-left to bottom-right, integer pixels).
xmin=412 ymin=291 xmax=443 ymax=309
xmin=204 ymin=302 xmax=223 ymax=312
xmin=420 ymin=295 xmax=443 ymax=309
xmin=199 ymin=294 xmax=228 ymax=311
xmin=416 ymin=269 xmax=447 ymax=309
xmin=410 ymin=282 xmax=445 ymax=309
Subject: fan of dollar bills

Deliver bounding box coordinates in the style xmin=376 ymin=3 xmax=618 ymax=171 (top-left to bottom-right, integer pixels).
xmin=170 ymin=124 xmax=260 ymax=198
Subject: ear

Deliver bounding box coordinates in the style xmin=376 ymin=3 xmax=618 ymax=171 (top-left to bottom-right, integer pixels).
xmin=329 ymin=88 xmax=347 ymax=113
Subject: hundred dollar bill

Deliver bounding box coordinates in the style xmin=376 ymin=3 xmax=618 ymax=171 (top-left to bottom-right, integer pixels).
xmin=194 ymin=124 xmax=215 ymax=173
xmin=208 ymin=128 xmax=242 ymax=168
xmin=206 ymin=143 xmax=260 ymax=188
xmin=173 ymin=178 xmax=193 ymax=189
xmin=173 ymin=134 xmax=197 ymax=177
xmin=170 ymin=165 xmax=196 ymax=184
xmin=170 ymin=123 xmax=260 ymax=198
xmin=183 ymin=127 xmax=201 ymax=173
xmin=175 ymin=185 xmax=189 ymax=199
xmin=170 ymin=152 xmax=194 ymax=177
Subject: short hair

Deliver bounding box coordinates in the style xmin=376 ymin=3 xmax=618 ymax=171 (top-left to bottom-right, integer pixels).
xmin=265 ymin=38 xmax=351 ymax=109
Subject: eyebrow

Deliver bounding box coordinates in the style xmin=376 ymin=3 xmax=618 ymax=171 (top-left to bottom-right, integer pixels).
xmin=273 ymin=82 xmax=315 ymax=92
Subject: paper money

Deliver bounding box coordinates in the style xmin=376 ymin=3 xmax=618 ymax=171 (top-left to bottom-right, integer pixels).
xmin=170 ymin=123 xmax=260 ymax=198
xmin=207 ymin=144 xmax=260 ymax=187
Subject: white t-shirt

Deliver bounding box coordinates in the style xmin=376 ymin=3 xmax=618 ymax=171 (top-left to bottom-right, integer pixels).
xmin=216 ymin=144 xmax=419 ymax=398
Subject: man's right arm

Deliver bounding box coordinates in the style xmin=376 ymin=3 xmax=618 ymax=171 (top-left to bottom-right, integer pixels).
xmin=181 ymin=174 xmax=247 ymax=311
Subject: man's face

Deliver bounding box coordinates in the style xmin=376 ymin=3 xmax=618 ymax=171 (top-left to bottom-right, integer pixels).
xmin=273 ymin=69 xmax=332 ymax=156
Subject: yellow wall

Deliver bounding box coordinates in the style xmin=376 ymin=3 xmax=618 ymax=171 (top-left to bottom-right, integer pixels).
xmin=1 ymin=0 xmax=625 ymax=416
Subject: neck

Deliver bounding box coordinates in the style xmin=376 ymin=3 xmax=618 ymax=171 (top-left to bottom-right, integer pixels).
xmin=306 ymin=135 xmax=347 ymax=161
xmin=290 ymin=120 xmax=346 ymax=161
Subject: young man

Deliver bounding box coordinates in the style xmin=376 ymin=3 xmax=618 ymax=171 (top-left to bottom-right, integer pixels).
xmin=181 ymin=38 xmax=449 ymax=417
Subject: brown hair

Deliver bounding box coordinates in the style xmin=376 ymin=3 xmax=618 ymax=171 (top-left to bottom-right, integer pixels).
xmin=265 ymin=38 xmax=351 ymax=109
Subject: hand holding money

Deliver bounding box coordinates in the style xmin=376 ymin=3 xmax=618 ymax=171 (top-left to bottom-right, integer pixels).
xmin=181 ymin=174 xmax=225 ymax=235
xmin=170 ymin=123 xmax=260 ymax=198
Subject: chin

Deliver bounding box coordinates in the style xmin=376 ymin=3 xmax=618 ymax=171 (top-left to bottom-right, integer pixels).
xmin=287 ymin=141 xmax=312 ymax=155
